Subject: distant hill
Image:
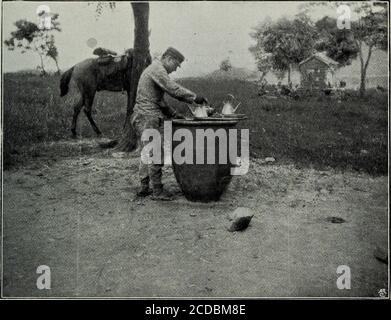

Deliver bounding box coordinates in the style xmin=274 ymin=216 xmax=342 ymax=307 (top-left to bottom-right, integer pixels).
xmin=204 ymin=67 xmax=258 ymax=81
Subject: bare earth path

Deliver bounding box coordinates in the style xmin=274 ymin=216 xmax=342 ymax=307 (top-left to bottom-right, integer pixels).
xmin=2 ymin=139 xmax=388 ymax=297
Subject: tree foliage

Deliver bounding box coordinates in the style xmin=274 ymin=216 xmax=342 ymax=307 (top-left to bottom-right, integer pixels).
xmin=46 ymin=35 xmax=60 ymax=73
xmin=89 ymin=1 xmax=116 ymax=19
xmin=250 ymin=15 xmax=318 ymax=82
xmin=315 ymin=16 xmax=358 ymax=66
xmin=4 ymin=13 xmax=61 ymax=74
xmin=352 ymin=3 xmax=388 ymax=95
xmin=352 ymin=3 xmax=388 ymax=50
xmin=249 ymin=17 xmax=273 ymax=80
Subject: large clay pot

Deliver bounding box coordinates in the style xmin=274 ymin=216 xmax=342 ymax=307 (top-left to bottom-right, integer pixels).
xmin=171 ymin=119 xmax=239 ymax=202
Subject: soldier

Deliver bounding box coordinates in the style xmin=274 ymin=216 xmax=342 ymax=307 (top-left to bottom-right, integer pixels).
xmin=131 ymin=47 xmax=208 ymax=201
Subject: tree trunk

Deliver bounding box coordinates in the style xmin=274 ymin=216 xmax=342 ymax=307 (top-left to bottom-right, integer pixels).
xmin=359 ymin=45 xmax=373 ymax=97
xmin=54 ymin=59 xmax=60 ymax=74
xmin=360 ymin=69 xmax=366 ymax=97
xmin=39 ymin=54 xmax=47 ymax=75
xmin=115 ymin=2 xmax=150 ymax=152
xmin=259 ymin=72 xmax=266 ymax=83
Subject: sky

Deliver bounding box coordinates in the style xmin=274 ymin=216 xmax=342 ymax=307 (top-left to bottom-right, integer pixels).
xmin=2 ymin=1 xmax=343 ymax=78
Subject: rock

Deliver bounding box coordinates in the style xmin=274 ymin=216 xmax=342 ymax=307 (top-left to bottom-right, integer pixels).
xmin=82 ymin=160 xmax=92 ymax=166
xmin=374 ymin=246 xmax=388 ymax=264
xmin=320 ymin=188 xmax=328 ymax=195
xmin=265 ymin=157 xmax=275 ymax=163
xmin=325 ymin=216 xmax=346 ymax=224
xmin=228 ymin=207 xmax=254 ymax=232
xmin=112 ymin=152 xmax=126 ymax=158
xmin=289 ymin=199 xmax=301 ymax=208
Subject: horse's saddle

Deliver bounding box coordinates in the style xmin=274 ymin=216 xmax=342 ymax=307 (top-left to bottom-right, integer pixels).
xmin=93 ymin=47 xmax=133 ymax=92
xmin=93 ymin=47 xmax=118 ymax=58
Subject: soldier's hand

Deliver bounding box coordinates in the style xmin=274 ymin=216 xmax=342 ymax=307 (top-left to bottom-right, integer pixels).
xmin=206 ymin=107 xmax=215 ymax=116
xmin=194 ymin=95 xmax=208 ymax=105
xmin=174 ymin=113 xmax=186 ymax=119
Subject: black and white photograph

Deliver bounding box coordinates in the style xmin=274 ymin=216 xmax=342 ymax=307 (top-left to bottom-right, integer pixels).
xmin=1 ymin=0 xmax=389 ymax=301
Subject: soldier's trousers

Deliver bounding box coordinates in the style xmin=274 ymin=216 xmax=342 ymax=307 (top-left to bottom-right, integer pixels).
xmin=131 ymin=112 xmax=164 ymax=189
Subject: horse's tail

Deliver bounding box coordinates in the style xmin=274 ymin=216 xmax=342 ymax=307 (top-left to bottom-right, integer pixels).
xmin=60 ymin=66 xmax=74 ymax=97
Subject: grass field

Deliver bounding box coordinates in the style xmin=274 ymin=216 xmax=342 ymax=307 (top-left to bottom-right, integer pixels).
xmin=3 ymin=72 xmax=388 ymax=175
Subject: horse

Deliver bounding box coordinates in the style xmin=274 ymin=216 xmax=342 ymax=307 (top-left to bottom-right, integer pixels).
xmin=60 ymin=48 xmax=151 ymax=137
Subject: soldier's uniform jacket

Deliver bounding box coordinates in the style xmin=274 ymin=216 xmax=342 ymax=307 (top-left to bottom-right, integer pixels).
xmin=132 ymin=58 xmax=196 ymax=188
xmin=133 ymin=59 xmax=197 ymax=118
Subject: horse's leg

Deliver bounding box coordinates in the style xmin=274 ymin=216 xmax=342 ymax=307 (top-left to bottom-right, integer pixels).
xmin=71 ymin=95 xmax=84 ymax=138
xmin=83 ymin=92 xmax=102 ymax=136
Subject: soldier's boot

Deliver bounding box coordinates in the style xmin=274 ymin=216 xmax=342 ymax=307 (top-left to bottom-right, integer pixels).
xmin=151 ymin=185 xmax=174 ymax=201
xmin=136 ymin=183 xmax=152 ymax=197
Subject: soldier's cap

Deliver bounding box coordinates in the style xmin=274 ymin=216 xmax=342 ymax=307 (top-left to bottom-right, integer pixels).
xmin=164 ymin=47 xmax=185 ymax=63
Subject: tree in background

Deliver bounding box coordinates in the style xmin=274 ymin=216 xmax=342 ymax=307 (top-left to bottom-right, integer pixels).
xmin=219 ymin=58 xmax=232 ymax=72
xmin=302 ymin=2 xmax=388 ymax=96
xmin=315 ymin=16 xmax=359 ymax=66
xmin=252 ymin=51 xmax=273 ymax=83
xmin=250 ymin=15 xmax=317 ymax=84
xmin=249 ymin=17 xmax=273 ymax=82
xmin=352 ymin=3 xmax=388 ymax=96
xmin=4 ymin=14 xmax=61 ymax=75
xmin=46 ymin=35 xmax=60 ymax=74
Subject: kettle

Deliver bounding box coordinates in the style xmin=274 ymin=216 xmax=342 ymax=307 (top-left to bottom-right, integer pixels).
xmin=221 ymin=94 xmax=241 ymax=115
xmin=187 ymin=103 xmax=212 ymax=118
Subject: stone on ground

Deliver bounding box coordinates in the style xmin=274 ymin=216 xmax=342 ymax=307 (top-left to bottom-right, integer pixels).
xmin=374 ymin=246 xmax=388 ymax=264
xmin=228 ymin=207 xmax=254 ymax=232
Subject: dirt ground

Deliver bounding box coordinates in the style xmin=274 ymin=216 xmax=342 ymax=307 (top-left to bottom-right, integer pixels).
xmin=2 ymin=138 xmax=388 ymax=298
